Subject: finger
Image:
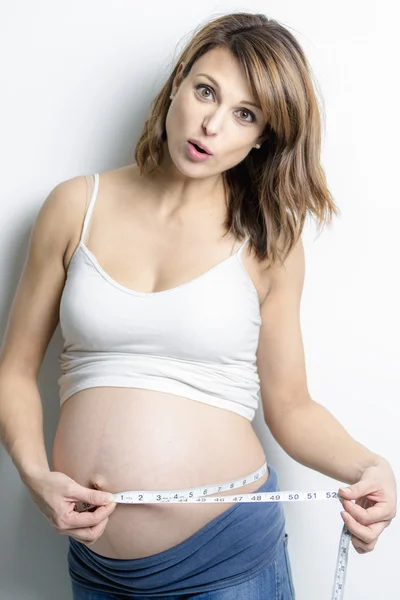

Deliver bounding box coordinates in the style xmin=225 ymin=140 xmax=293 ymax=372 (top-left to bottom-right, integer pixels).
xmin=66 ymin=502 xmax=117 ymax=529
xmin=350 ymin=534 xmax=376 ymax=554
xmin=338 ymin=480 xmax=382 ymax=502
xmin=61 ymin=518 xmax=108 ymax=545
xmin=67 ymin=487 xmax=115 ymax=507
xmin=341 ymin=499 xmax=392 ymax=525
xmin=341 ymin=511 xmax=387 ymax=544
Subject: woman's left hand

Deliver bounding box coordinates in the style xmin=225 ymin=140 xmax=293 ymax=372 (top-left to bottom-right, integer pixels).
xmin=338 ymin=458 xmax=397 ymax=554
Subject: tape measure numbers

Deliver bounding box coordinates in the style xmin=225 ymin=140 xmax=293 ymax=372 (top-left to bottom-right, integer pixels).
xmin=74 ymin=462 xmax=351 ymax=600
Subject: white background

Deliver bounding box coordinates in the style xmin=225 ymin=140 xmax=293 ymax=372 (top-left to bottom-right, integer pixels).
xmin=0 ymin=1 xmax=398 ymax=599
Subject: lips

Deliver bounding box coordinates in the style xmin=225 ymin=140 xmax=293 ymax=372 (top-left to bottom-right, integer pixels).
xmin=188 ymin=139 xmax=212 ymax=155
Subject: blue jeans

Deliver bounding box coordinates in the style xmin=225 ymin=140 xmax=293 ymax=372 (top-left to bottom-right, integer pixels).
xmin=71 ymin=534 xmax=295 ymax=599
xmin=69 ymin=466 xmax=295 ymax=599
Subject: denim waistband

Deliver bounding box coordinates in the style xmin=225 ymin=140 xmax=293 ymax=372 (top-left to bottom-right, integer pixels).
xmin=68 ymin=464 xmax=286 ymax=597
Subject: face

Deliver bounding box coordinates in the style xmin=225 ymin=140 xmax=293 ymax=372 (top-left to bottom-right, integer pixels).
xmin=164 ymin=46 xmax=266 ymax=178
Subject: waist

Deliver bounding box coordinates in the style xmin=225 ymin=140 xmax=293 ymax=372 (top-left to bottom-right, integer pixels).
xmin=68 ymin=464 xmax=285 ymax=596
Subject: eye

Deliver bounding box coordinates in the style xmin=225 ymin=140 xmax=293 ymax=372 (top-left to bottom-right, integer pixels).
xmin=194 ymin=84 xmax=256 ymax=123
xmin=237 ymin=109 xmax=256 ymax=123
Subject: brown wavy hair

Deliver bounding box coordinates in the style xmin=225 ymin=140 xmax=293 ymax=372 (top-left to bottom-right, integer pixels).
xmin=134 ymin=12 xmax=339 ymax=266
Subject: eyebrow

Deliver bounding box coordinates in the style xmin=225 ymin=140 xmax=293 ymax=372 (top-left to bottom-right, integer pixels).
xmin=196 ymin=73 xmax=262 ymax=111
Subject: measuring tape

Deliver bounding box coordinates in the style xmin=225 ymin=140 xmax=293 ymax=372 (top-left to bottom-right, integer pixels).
xmin=74 ymin=462 xmax=351 ymax=599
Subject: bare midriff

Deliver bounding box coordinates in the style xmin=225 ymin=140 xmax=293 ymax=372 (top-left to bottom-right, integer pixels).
xmin=52 ymin=387 xmax=268 ymax=559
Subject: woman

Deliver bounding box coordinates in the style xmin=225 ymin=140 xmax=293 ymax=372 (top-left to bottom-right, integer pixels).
xmin=0 ymin=11 xmax=396 ymax=600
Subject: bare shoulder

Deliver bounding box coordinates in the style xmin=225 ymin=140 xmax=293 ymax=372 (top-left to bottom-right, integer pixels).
xmin=250 ymin=235 xmax=304 ymax=307
xmin=0 ymin=174 xmax=90 ymax=378
xmin=261 ymin=235 xmax=305 ymax=303
xmin=41 ymin=175 xmax=89 ymax=247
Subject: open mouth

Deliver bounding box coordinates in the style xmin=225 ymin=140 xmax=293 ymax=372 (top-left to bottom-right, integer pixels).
xmin=190 ymin=142 xmax=208 ymax=154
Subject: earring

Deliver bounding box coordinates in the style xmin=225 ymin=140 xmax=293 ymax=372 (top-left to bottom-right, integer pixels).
xmin=254 ymin=144 xmax=260 ymax=149
xmin=170 ymin=94 xmax=174 ymax=100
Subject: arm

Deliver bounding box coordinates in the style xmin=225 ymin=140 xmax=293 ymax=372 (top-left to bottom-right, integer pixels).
xmin=256 ymin=236 xmax=384 ymax=486
xmin=0 ymin=176 xmax=86 ymax=483
xmin=0 ymin=177 xmax=118 ymax=543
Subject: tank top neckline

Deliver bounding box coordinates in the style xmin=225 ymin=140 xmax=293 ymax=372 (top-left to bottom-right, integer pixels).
xmin=69 ymin=172 xmax=255 ymax=299
xmin=72 ymin=237 xmax=254 ymax=299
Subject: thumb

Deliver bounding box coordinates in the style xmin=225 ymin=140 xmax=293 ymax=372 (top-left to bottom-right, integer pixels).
xmin=71 ymin=483 xmax=115 ymax=506
xmin=339 ymin=480 xmax=371 ymax=501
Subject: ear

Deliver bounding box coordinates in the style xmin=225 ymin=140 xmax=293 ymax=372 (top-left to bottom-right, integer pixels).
xmin=171 ymin=61 xmax=185 ymax=96
xmin=256 ymin=133 xmax=268 ymax=147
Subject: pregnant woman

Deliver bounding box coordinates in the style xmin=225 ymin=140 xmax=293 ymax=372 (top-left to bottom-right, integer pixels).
xmin=0 ymin=11 xmax=396 ymax=600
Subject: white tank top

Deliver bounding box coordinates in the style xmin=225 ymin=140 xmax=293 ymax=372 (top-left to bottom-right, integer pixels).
xmin=58 ymin=174 xmax=262 ymax=421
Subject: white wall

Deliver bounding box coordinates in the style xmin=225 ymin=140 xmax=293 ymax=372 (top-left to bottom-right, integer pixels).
xmin=0 ymin=1 xmax=398 ymax=599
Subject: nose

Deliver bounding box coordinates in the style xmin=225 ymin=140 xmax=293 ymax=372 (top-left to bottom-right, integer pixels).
xmin=202 ymin=106 xmax=224 ymax=136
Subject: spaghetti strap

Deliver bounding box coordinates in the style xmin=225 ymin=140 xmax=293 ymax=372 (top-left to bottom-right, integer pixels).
xmin=235 ymin=236 xmax=250 ymax=257
xmin=80 ymin=173 xmax=99 ymax=245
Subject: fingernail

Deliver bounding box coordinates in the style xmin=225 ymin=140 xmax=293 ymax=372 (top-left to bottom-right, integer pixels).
xmin=339 ymin=487 xmax=351 ymax=493
xmin=341 ymin=511 xmax=350 ymax=521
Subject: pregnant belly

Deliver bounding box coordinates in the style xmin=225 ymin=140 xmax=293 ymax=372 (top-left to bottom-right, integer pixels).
xmin=52 ymin=387 xmax=268 ymax=559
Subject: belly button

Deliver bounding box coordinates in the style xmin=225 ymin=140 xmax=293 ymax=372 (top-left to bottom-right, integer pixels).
xmin=89 ymin=476 xmax=108 ymax=491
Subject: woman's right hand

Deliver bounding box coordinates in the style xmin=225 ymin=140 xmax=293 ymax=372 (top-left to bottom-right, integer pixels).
xmin=23 ymin=469 xmax=117 ymax=546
